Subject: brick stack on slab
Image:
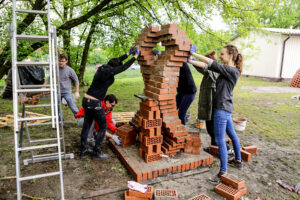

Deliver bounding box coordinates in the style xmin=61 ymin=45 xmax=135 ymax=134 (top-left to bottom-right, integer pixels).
xmin=215 ymin=173 xmax=247 ymax=200
xmin=116 ymin=124 xmax=136 ymax=148
xmin=133 ymin=24 xmax=191 ymax=158
xmin=138 ymin=99 xmax=163 ymax=163
xmin=184 ymin=132 xmax=202 ymax=154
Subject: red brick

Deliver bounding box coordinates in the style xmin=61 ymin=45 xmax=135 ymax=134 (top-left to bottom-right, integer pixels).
xmin=142 ymin=127 xmax=162 ymax=137
xmin=209 ymin=145 xmax=219 ymax=156
xmin=214 ymin=183 xmax=247 ymax=200
xmin=142 ymin=118 xmax=162 ymax=129
xmin=242 ymin=145 xmax=258 ymax=155
xmin=140 ymin=102 xmax=159 ymax=111
xmin=128 ymin=186 xmax=153 ymax=199
xmin=125 ymin=191 xmax=147 ymax=200
xmin=187 ymin=193 xmax=212 ymax=200
xmin=153 ymin=170 xmax=158 ymax=178
xmin=142 ymin=172 xmax=147 ymax=181
xmin=145 ymin=153 xmax=162 ymax=163
xmin=241 ymin=149 xmax=252 ymax=162
xmin=220 ymin=174 xmax=246 ymax=190
xmin=154 ymin=189 xmax=178 ymax=199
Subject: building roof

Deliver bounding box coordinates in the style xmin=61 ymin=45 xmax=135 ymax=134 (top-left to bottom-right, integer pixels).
xmin=262 ymin=28 xmax=300 ymax=36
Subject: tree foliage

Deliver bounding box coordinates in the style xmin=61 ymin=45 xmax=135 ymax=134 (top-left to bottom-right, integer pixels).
xmin=0 ymin=0 xmax=285 ymax=83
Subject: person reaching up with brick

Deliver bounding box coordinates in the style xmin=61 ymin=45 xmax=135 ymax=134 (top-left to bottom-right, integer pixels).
xmin=80 ymin=46 xmax=140 ymax=160
xmin=176 ymin=62 xmax=197 ymax=125
xmin=191 ymin=50 xmax=219 ymax=148
xmin=188 ymin=44 xmax=243 ymax=184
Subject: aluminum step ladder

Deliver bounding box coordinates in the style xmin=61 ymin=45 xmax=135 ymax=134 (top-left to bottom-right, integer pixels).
xmin=10 ymin=0 xmax=69 ymax=199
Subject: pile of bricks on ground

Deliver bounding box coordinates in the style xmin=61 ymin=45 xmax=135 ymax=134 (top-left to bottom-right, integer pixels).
xmin=116 ymin=124 xmax=137 ymax=148
xmin=125 ymin=187 xmax=213 ymax=200
xmin=184 ymin=132 xmax=202 ymax=154
xmin=138 ymin=99 xmax=163 ymax=163
xmin=125 ymin=186 xmax=153 ymax=200
xmin=131 ymin=24 xmax=193 ymax=159
xmin=290 ymin=68 xmax=300 ymax=88
xmin=215 ymin=173 xmax=247 ymax=200
xmin=209 ymin=145 xmax=258 ymax=162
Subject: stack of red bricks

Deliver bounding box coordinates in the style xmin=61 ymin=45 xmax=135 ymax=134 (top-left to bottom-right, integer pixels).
xmin=138 ymin=99 xmax=163 ymax=163
xmin=215 ymin=173 xmax=247 ymax=200
xmin=116 ymin=124 xmax=136 ymax=148
xmin=133 ymin=24 xmax=191 ymax=158
xmin=184 ymin=132 xmax=202 ymax=154
xmin=290 ymin=68 xmax=300 ymax=88
xmin=209 ymin=145 xmax=258 ymax=163
xmin=154 ymin=189 xmax=178 ymax=200
xmin=125 ymin=186 xmax=153 ymax=200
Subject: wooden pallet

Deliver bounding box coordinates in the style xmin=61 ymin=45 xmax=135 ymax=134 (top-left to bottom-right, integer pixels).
xmin=0 ymin=111 xmax=50 ymax=130
xmin=112 ymin=112 xmax=135 ymax=125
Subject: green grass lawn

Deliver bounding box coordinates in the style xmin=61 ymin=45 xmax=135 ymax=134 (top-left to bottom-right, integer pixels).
xmin=1 ymin=67 xmax=299 ymax=146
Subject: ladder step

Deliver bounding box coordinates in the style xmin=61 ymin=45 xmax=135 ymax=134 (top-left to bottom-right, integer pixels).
xmin=18 ymin=143 xmax=58 ymax=151
xmin=30 ymin=137 xmax=63 ymax=143
xmin=19 ymin=172 xmax=60 ymax=181
xmin=25 ymin=104 xmax=51 ymax=108
xmin=19 ymin=84 xmax=50 ymax=89
xmin=18 ymin=116 xmax=53 ymax=122
xmin=16 ymin=61 xmax=50 ymax=66
xmin=16 ymin=9 xmax=48 ymax=14
xmin=17 ymin=88 xmax=51 ymax=93
xmin=27 ymin=122 xmax=56 ymax=127
xmin=16 ymin=35 xmax=49 ymax=41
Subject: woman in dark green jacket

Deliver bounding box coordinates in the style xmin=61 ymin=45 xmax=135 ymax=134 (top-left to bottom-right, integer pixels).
xmin=193 ymin=51 xmax=219 ymax=146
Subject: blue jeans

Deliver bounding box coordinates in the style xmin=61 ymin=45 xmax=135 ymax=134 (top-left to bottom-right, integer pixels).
xmin=214 ymin=109 xmax=241 ymax=172
xmin=60 ymin=92 xmax=79 ymax=118
xmin=176 ymin=93 xmax=196 ymax=125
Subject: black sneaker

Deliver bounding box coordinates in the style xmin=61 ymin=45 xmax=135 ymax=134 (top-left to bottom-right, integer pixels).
xmin=80 ymin=149 xmax=90 ymax=159
xmin=228 ymin=158 xmax=243 ymax=169
xmin=208 ymin=171 xmax=227 ymax=184
xmin=92 ymin=151 xmax=110 ymax=161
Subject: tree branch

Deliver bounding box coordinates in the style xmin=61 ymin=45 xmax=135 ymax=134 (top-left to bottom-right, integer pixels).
xmin=58 ymin=0 xmax=128 ymax=32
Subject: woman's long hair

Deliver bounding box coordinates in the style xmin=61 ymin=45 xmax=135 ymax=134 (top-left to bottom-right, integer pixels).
xmin=224 ymin=45 xmax=243 ymax=73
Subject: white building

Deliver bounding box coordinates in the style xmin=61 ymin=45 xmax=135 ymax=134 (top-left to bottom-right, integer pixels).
xmin=232 ymin=28 xmax=300 ymax=80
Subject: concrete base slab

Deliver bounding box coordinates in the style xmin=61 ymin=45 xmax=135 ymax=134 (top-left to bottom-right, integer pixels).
xmin=109 ymin=140 xmax=214 ymax=182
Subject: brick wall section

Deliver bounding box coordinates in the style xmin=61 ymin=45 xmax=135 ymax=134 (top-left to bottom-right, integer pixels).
xmin=132 ymin=24 xmax=193 ymax=158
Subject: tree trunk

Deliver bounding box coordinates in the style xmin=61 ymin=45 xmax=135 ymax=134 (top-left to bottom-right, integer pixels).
xmin=79 ymin=21 xmax=97 ymax=84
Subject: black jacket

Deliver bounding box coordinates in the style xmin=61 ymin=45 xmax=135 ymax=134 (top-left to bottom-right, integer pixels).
xmin=177 ymin=62 xmax=197 ymax=95
xmin=208 ymin=60 xmax=240 ymax=113
xmin=87 ymin=54 xmax=136 ymax=100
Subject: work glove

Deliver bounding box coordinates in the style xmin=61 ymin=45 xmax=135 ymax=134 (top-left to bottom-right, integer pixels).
xmin=295 ymin=183 xmax=300 ymax=194
xmin=112 ymin=135 xmax=122 ymax=146
xmin=129 ymin=46 xmax=135 ymax=55
xmin=134 ymin=46 xmax=140 ymax=56
xmin=75 ymin=92 xmax=80 ymax=100
xmin=187 ymin=57 xmax=195 ymax=63
xmin=152 ymin=49 xmax=161 ymax=56
xmin=190 ymin=44 xmax=197 ymax=54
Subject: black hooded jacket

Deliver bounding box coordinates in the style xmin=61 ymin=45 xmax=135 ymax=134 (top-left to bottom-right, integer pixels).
xmin=86 ymin=54 xmax=136 ymax=100
xmin=177 ymin=62 xmax=197 ymax=95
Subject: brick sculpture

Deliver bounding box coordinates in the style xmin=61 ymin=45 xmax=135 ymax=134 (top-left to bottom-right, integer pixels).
xmin=131 ymin=24 xmax=196 ymax=161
